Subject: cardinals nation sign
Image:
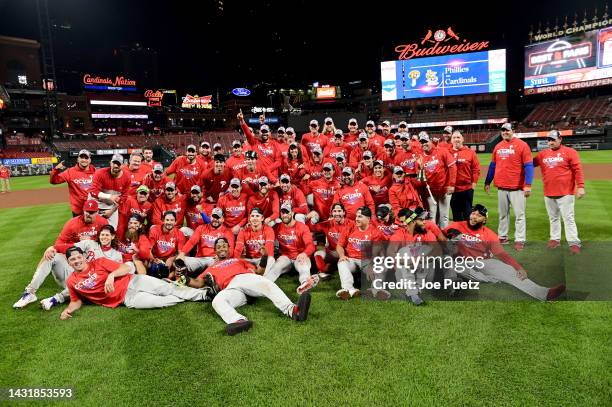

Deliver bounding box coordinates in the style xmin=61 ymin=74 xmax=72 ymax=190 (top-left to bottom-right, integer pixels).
xmin=394 ymin=27 xmax=489 ymax=60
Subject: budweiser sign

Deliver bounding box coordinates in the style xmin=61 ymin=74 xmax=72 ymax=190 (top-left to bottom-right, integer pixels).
xmin=394 ymin=27 xmax=489 ymax=60
xmin=181 ymin=94 xmax=212 ymax=109
xmin=83 ymin=74 xmax=137 ymax=87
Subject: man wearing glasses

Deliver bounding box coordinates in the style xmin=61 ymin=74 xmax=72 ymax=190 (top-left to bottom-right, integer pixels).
xmin=50 ymin=149 xmax=96 ymax=217
xmin=534 ymin=130 xmax=585 ymax=254
xmin=484 ymin=123 xmax=534 ymax=251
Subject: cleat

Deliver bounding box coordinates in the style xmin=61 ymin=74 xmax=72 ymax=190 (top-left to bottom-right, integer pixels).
xmin=13 ymin=292 xmax=37 ymax=309
xmin=297 ymin=274 xmax=320 ymax=295
xmin=292 ymin=291 xmax=312 ymax=321
xmin=317 ymin=272 xmax=332 ymax=281
xmin=546 ymin=284 xmax=566 ymax=301
xmin=336 ymin=289 xmax=351 ymax=300
xmin=40 ymin=296 xmax=60 ymax=311
xmin=409 ymin=294 xmax=424 ymax=306
xmin=225 ymin=319 xmax=253 ymax=336
xmin=375 ymin=289 xmax=392 ymax=300
xmin=499 ymin=237 xmax=510 ymax=245
xmin=203 ymin=272 xmax=220 ymax=295
xmin=569 ymin=245 xmax=581 ymax=255
xmin=514 ymin=242 xmax=525 ymax=252
xmin=547 ymin=240 xmax=560 ymax=249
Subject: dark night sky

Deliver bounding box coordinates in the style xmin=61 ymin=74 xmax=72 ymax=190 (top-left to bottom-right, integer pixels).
xmin=0 ymin=0 xmax=609 ymax=96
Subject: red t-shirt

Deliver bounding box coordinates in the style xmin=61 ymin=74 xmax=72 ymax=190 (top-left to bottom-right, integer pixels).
xmin=54 ymin=216 xmax=109 ymax=253
xmin=226 ymin=154 xmax=247 ymax=173
xmin=450 ymin=146 xmax=480 ymax=192
xmin=165 ymin=156 xmax=205 ymax=194
xmin=308 ymin=177 xmax=341 ymax=220
xmin=445 ymin=221 xmax=522 ymax=270
xmin=148 ymin=225 xmax=186 ymax=259
xmin=198 ymin=258 xmax=255 ymax=290
xmin=277 ymin=186 xmax=308 ymax=215
xmin=491 ymin=137 xmax=533 ymax=190
xmin=50 ymin=164 xmax=96 ymax=214
xmin=89 ymin=167 xmax=131 ymax=210
xmin=274 ymin=221 xmax=315 ymax=260
xmin=534 ymin=145 xmax=585 ymax=196
xmin=309 ymin=218 xmax=355 ymax=251
xmin=361 ymin=174 xmax=392 ymax=208
xmin=332 ymin=182 xmax=376 ymax=220
xmin=67 ymin=258 xmax=132 ymax=308
xmin=246 ymin=191 xmax=280 ymax=220
xmin=182 ymin=223 xmax=235 ymax=257
xmin=421 ymin=147 xmax=457 ymax=195
xmin=233 ymin=163 xmax=277 ymax=196
xmin=201 ymin=168 xmax=233 ymax=203
xmin=123 ymin=165 xmax=150 ymax=196
xmin=234 ymin=224 xmax=275 ymax=259
xmin=217 ymin=192 xmax=249 ymax=228
xmin=337 ymin=223 xmax=386 ymax=259
xmin=151 ymin=194 xmax=186 ymax=226
xmin=389 ymin=181 xmax=422 ymax=215
xmin=394 ymin=149 xmax=420 ymax=176
xmin=118 ymin=196 xmax=152 ymax=230
xmin=143 ymin=174 xmax=172 ymax=203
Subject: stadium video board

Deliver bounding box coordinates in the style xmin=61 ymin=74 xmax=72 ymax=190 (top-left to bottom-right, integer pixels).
xmin=524 ymin=26 xmax=612 ymax=94
xmin=381 ymin=49 xmax=506 ymax=101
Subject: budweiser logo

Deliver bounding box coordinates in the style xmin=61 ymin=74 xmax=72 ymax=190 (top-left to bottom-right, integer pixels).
xmin=83 ymin=74 xmax=136 ymax=87
xmin=394 ymin=27 xmax=489 ymax=60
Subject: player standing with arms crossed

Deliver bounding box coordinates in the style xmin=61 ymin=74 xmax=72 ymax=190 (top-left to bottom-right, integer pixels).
xmin=484 ymin=123 xmax=534 ymax=251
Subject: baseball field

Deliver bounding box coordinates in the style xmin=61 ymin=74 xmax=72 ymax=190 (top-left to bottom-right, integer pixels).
xmin=1 ymin=151 xmax=611 ymax=406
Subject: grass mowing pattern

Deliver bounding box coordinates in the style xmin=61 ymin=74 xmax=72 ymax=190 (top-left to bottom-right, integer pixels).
xmin=1 ymin=163 xmax=612 ymax=405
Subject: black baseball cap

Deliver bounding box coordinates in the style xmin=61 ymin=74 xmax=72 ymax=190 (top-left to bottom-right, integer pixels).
xmin=471 ymin=204 xmax=488 ymax=218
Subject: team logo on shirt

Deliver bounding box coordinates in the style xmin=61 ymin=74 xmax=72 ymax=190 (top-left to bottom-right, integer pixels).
xmin=210 ymin=258 xmax=240 ymax=270
xmin=424 ymin=158 xmax=439 ymax=173
xmin=348 ymin=236 xmax=370 ymax=251
xmin=245 ymin=239 xmax=264 ymax=251
xmin=226 ymin=205 xmax=246 ymax=216
xmin=459 ymin=233 xmax=482 ymax=247
xmin=314 ymin=187 xmax=335 ymax=199
xmin=278 ymin=231 xmax=297 ymax=244
xmin=399 ymin=156 xmax=417 ymax=170
xmin=78 ymin=227 xmax=99 ymax=241
xmin=201 ymin=233 xmax=221 ymax=248
xmin=74 ymin=271 xmax=97 ymax=291
xmin=543 ymin=154 xmax=564 ymax=168
xmin=258 ymin=146 xmax=274 ymax=157
xmin=496 ymin=146 xmax=515 ymax=159
xmin=327 ymin=231 xmax=340 ymax=242
xmin=130 ymin=207 xmax=149 ymax=218
xmin=157 ymin=237 xmax=176 ymax=252
xmin=377 ymin=223 xmax=397 ymax=236
xmin=179 ymin=167 xmax=199 ymax=179
xmin=341 ymin=189 xmax=363 ymax=204
xmin=73 ymin=176 xmax=94 ymax=191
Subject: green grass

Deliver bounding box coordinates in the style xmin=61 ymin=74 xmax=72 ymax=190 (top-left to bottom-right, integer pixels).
xmin=5 ymin=175 xmax=66 ymax=192
xmin=1 ymin=154 xmax=612 ymax=406
xmin=477 ymin=149 xmax=612 ymax=165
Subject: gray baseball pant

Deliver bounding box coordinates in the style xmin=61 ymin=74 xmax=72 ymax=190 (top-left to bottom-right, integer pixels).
xmin=544 ymin=195 xmax=580 ymax=246
xmin=123 ymin=274 xmax=207 ymax=309
xmin=497 ymin=189 xmax=526 ymax=242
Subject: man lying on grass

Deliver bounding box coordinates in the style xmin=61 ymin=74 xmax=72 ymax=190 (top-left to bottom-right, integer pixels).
xmin=60 ymin=246 xmax=210 ymax=320
xmin=176 ymin=237 xmax=314 ymax=336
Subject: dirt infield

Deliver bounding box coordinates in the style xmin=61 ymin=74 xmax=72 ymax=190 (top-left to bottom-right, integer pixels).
xmin=0 ymin=163 xmax=611 ymax=210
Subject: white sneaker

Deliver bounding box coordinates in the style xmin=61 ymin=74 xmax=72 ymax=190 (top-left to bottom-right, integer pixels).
xmin=13 ymin=292 xmax=37 ymax=309
xmin=40 ymin=296 xmax=61 ymax=311
xmin=296 ymin=274 xmax=320 ymax=294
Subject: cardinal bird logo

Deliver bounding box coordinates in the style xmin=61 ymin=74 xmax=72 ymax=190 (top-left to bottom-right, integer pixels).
xmin=447 ymin=27 xmax=460 ymax=41
xmin=421 ymin=30 xmax=434 ymax=45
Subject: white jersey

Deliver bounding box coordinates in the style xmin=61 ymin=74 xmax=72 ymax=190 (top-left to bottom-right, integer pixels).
xmin=75 ymin=240 xmax=123 ymax=263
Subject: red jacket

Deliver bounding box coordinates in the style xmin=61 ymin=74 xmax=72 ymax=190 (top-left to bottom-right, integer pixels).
xmin=450 ymin=146 xmax=480 ymax=192
xmin=165 ymin=156 xmax=205 ymax=194
xmin=49 ymin=164 xmax=96 ymax=214
xmin=151 ymin=194 xmax=186 ymax=226
xmin=332 ymin=182 xmax=375 ymax=220
xmin=217 ymin=192 xmax=249 ymax=228
xmin=54 ymin=216 xmax=109 ymax=253
xmin=274 ymin=221 xmax=315 ymax=259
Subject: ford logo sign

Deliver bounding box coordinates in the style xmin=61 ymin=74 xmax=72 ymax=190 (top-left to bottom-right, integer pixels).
xmin=232 ymin=88 xmax=251 ymax=97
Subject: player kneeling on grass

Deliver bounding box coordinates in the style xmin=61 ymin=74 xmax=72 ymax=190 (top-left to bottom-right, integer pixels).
xmin=14 ymin=225 xmax=123 ymax=311
xmin=265 ymin=202 xmax=319 ymax=294
xmin=177 ymin=238 xmax=312 ymax=336
xmin=335 ymin=206 xmax=387 ymax=300
xmin=443 ymin=204 xmax=566 ymax=301
xmin=60 ymin=246 xmax=210 ymax=320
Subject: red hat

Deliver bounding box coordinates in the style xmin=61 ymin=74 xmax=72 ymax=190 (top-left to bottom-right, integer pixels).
xmin=83 ymin=199 xmax=99 ymax=212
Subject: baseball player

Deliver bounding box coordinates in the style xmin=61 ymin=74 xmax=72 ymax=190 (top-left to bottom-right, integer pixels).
xmin=116 ymin=214 xmax=152 ymax=272
xmin=246 ymin=176 xmax=280 ymax=227
xmin=88 ymin=154 xmax=131 ymax=228
xmin=265 ymin=202 xmax=318 ymax=292
xmin=281 ymin=143 xmax=308 ymax=188
xmin=0 ymin=164 xmax=11 ymax=193
xmin=301 ymin=119 xmax=329 ymax=160
xmin=54 ymin=200 xmax=109 ymax=252
xmin=365 ymin=120 xmax=386 ymax=149
xmin=175 ymin=207 xmax=235 ymax=275
xmin=178 ymin=237 xmax=311 ymax=335
xmin=484 ymin=123 xmax=534 ymax=251
xmin=388 ymin=166 xmax=422 ymax=216
xmin=123 ymin=152 xmax=149 ymax=196
xmin=306 ymin=162 xmax=341 ymax=223
xmin=50 ymin=149 xmax=96 ymax=216
xmin=238 ymin=112 xmax=282 ymax=176
xmin=450 ymin=130 xmax=480 ymax=221
xmin=323 ymin=130 xmax=351 ymax=161
xmin=418 ymin=132 xmax=457 ymax=228
xmin=437 ymin=126 xmax=453 ymax=149
xmin=226 ymin=140 xmax=247 ymax=173
xmin=143 ymin=163 xmax=171 ymax=203
xmin=380 ymin=120 xmax=392 ymax=139
xmin=360 ymin=160 xmax=392 ymax=207
xmin=233 ymin=150 xmax=278 ymax=196
xmin=196 ymin=141 xmax=214 ymax=172
xmin=277 ymin=174 xmax=308 ymax=223
xmin=217 ymin=178 xmax=249 ymax=235
xmin=332 ymin=167 xmax=375 ymax=220
xmin=445 ymin=204 xmax=566 ymax=300
xmin=335 ymin=206 xmax=386 ymax=300
xmin=118 ymin=184 xmax=152 ymax=231
xmin=141 ymin=147 xmax=156 ymax=173
xmin=349 ymin=133 xmax=375 ymax=169
xmin=344 ymin=118 xmax=361 ymax=149
xmin=147 ymin=211 xmax=186 ymax=278
xmin=394 ymin=132 xmax=422 ymax=178
xmin=534 ymin=130 xmax=585 ymax=254
xmin=234 ymin=208 xmax=276 ymax=273
xmin=181 ymin=184 xmax=213 ymax=238
xmin=309 ymin=202 xmax=355 ymax=280
xmin=201 ymin=154 xmax=232 ymax=205
xmin=59 ymin=246 xmax=210 ymax=320
xmin=13 ymin=223 xmax=122 ymax=310
xmin=165 ymin=144 xmax=205 ymax=195
xmin=322 ymin=117 xmax=336 ymax=137
xmin=151 ymin=181 xmax=186 ymax=227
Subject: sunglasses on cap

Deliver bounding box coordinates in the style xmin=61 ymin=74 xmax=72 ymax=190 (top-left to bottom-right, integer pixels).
xmin=187 ymin=148 xmax=196 ymax=153
xmin=309 ymin=124 xmax=318 ymax=128
xmin=78 ymin=154 xmax=90 ymax=159
xmin=138 ymin=191 xmax=149 ymax=196
xmin=325 ymin=121 xmax=333 ymax=125
xmin=286 ymin=131 xmax=294 ymax=135
xmin=349 ymin=122 xmax=357 ymax=126
xmin=165 ymin=187 xmax=175 ymax=192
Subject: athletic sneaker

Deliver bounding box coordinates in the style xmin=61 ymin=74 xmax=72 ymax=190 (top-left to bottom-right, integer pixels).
xmin=547 ymin=240 xmax=561 ymax=249
xmin=296 ymin=274 xmax=320 ymax=295
xmin=336 ymin=289 xmax=351 ymax=300
xmin=317 ymin=272 xmax=332 ymax=281
xmin=499 ymin=237 xmax=510 ymax=245
xmin=40 ymin=296 xmax=60 ymax=311
xmin=569 ymin=245 xmax=581 ymax=255
xmin=292 ymin=291 xmax=311 ymax=321
xmin=546 ymin=284 xmax=566 ymax=301
xmin=514 ymin=242 xmax=525 ymax=251
xmin=13 ymin=292 xmax=37 ymax=309
xmin=375 ymin=289 xmax=392 ymax=300
xmin=203 ymin=272 xmax=220 ymax=295
xmin=225 ymin=319 xmax=253 ymax=336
